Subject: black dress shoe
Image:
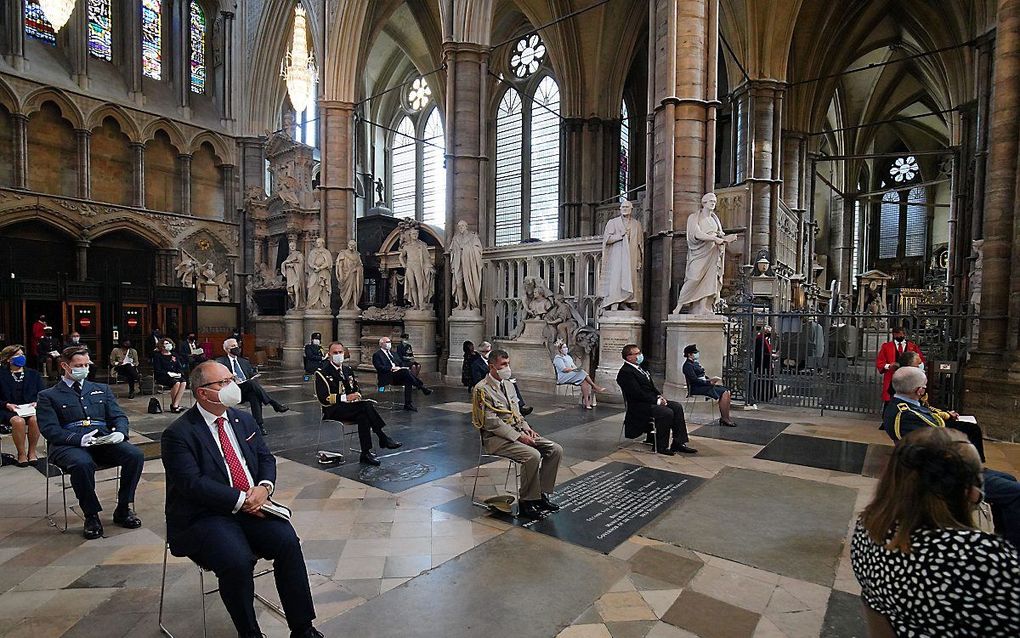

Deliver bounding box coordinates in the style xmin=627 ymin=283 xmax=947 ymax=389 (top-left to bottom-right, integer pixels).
xmin=539 ymin=494 xmax=560 ymax=512
xmin=520 ymin=405 xmax=534 ymax=416
xmin=273 ymin=403 xmax=290 ymax=413
xmin=83 ymin=514 xmax=103 ymax=540
xmin=672 ymin=444 xmax=698 ymax=454
xmin=380 ymin=439 xmax=403 ymax=449
xmin=360 ymin=451 xmax=381 ymax=466
xmin=127 ymin=391 xmax=135 ymax=399
xmin=291 ymin=627 xmax=324 ymax=638
xmin=259 ymin=425 xmax=269 ymax=436
xmin=421 ymin=387 xmax=433 ymax=396
xmin=113 ymin=507 xmax=142 ymax=529
xmin=403 ymin=404 xmax=418 ymax=412
xmin=517 ymin=500 xmax=546 ymax=519
xmin=657 ymin=448 xmax=676 ymax=456
xmin=643 ymin=433 xmax=656 ymax=446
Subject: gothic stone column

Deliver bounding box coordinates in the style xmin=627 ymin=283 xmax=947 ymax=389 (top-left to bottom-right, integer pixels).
xmin=131 ymin=142 xmax=145 ymax=207
xmin=178 ymin=154 xmax=192 ymax=215
xmin=320 ymin=101 xmax=356 ymax=252
xmin=12 ymin=114 xmax=27 ymax=189
xmin=76 ymin=129 xmax=91 ymax=200
xmin=734 ymin=80 xmax=785 ymax=265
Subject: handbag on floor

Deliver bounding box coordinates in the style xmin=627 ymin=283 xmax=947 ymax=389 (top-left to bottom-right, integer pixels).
xmin=147 ymin=397 xmax=162 ymax=414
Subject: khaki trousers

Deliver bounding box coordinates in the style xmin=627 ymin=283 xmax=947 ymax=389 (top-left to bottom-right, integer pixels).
xmin=487 ymin=435 xmax=563 ymax=501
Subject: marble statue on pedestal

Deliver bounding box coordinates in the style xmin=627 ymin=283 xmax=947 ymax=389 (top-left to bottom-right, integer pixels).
xmin=175 ymin=251 xmax=199 ymax=288
xmin=673 ymin=192 xmax=736 ymax=314
xmin=449 ymin=220 xmax=483 ymax=311
xmin=399 ymin=226 xmax=434 ymax=310
xmin=334 ymin=240 xmax=365 ymax=310
xmin=281 ymin=239 xmax=305 ymax=309
xmin=305 ymin=237 xmax=333 ymax=310
xmin=523 ymin=276 xmax=554 ymax=318
xmin=544 ymin=292 xmax=580 ymax=356
xmin=599 ymin=200 xmax=643 ymax=310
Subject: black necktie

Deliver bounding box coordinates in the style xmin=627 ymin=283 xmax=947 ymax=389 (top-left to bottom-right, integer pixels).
xmin=72 ymin=381 xmax=82 ymax=396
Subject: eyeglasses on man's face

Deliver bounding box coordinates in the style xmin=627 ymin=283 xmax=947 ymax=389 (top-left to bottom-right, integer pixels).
xmin=200 ymin=375 xmax=238 ymax=388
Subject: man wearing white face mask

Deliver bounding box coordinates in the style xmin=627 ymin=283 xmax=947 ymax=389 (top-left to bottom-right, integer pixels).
xmin=315 ymin=342 xmax=401 ymax=466
xmin=617 ymin=344 xmax=697 ymax=455
xmin=471 ymin=349 xmax=563 ymax=519
xmin=216 ymin=338 xmax=289 ymax=436
xmin=37 ymin=347 xmax=144 ymax=539
xmin=161 ymin=361 xmax=323 ymax=638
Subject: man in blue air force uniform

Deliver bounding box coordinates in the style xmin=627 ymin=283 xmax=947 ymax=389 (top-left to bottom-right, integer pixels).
xmin=36 ymin=346 xmax=144 ymax=539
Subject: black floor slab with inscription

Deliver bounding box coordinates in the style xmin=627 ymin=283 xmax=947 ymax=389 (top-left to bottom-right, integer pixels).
xmin=821 ymin=590 xmax=869 ymax=637
xmin=691 ymin=417 xmax=790 ymax=446
xmin=754 ymin=433 xmax=869 ymax=474
xmin=439 ymin=462 xmax=705 ymax=553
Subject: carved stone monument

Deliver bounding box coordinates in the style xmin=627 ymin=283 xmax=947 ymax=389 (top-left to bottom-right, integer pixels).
xmin=281 ymin=239 xmax=306 ymax=310
xmin=304 ymin=237 xmax=334 ymax=347
xmin=399 ymin=225 xmax=434 ymax=310
xmin=445 ymin=220 xmax=486 ymax=380
xmin=599 ymin=200 xmax=644 ymax=311
xmin=334 ymin=240 xmax=364 ymax=311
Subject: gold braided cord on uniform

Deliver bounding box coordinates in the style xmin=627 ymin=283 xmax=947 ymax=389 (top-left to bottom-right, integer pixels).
xmin=471 ymin=385 xmax=521 ymax=430
xmin=893 ymin=401 xmax=945 ymax=441
xmin=920 ymin=394 xmax=954 ymax=421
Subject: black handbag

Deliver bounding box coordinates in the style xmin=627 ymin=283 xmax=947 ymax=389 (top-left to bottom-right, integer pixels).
xmin=147 ymin=397 xmax=162 ymax=414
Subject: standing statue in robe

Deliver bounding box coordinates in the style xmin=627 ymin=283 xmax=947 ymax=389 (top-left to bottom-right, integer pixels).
xmin=399 ymin=227 xmax=433 ymax=310
xmin=599 ymin=200 xmax=644 ymax=311
xmin=334 ymin=240 xmax=364 ymax=310
xmin=281 ymin=239 xmax=305 ymax=309
xmin=673 ymin=193 xmax=737 ymax=314
xmin=449 ymin=220 xmax=483 ymax=311
xmin=305 ymin=237 xmax=333 ymax=310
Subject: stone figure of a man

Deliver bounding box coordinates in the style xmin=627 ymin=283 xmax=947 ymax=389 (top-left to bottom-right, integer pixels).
xmin=449 ymin=220 xmax=483 ymax=311
xmin=599 ymin=200 xmax=644 ymax=311
xmin=399 ymin=228 xmax=433 ymax=310
xmin=305 ymin=237 xmax=333 ymax=310
xmin=281 ymin=239 xmax=306 ymax=309
xmin=335 ymin=240 xmax=365 ymax=310
xmin=673 ymin=193 xmax=736 ymax=314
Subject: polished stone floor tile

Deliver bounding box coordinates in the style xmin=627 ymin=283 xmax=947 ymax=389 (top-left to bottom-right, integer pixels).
xmin=754 ymin=434 xmax=869 ymax=474
xmin=692 ymin=418 xmax=790 ymax=446
xmin=662 ymin=590 xmax=761 ymax=638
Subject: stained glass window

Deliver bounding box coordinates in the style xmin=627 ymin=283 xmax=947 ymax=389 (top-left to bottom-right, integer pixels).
xmin=86 ymin=0 xmax=113 ymax=60
xmin=619 ymin=101 xmax=630 ymax=196
xmin=494 ymin=88 xmax=523 ymax=246
xmin=422 ymin=108 xmax=446 ymax=230
xmin=142 ymin=0 xmax=162 ymax=80
xmin=905 ymin=186 xmax=927 ymax=258
xmin=529 ymin=76 xmax=561 ymax=242
xmin=879 ymin=191 xmax=900 ymax=259
xmin=189 ymin=1 xmax=206 ymax=93
xmin=391 ymin=117 xmax=416 ymax=219
xmin=25 ymin=0 xmax=57 ymax=45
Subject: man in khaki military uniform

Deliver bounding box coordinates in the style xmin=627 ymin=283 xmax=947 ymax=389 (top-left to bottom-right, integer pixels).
xmin=471 ymin=349 xmax=562 ymax=519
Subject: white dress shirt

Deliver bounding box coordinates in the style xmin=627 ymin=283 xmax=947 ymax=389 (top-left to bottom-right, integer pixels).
xmin=195 ymin=403 xmax=273 ymax=513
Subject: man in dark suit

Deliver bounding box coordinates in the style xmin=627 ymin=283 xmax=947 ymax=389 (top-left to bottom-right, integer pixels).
xmin=315 ymin=342 xmax=401 ymax=466
xmin=161 ymin=361 xmax=322 ymax=638
xmin=681 ymin=344 xmax=735 ymax=426
xmin=36 ymin=346 xmax=144 ymax=539
xmin=616 ymin=343 xmax=696 ymax=455
xmin=216 ymin=338 xmax=288 ymax=436
xmin=372 ymin=336 xmax=432 ymax=411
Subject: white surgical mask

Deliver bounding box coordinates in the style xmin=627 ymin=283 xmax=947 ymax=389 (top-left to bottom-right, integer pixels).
xmin=312 ymin=339 xmax=320 ymax=346
xmin=331 ymin=353 xmax=345 ymax=365
xmin=164 ymin=342 xmax=173 ymax=351
xmin=693 ymin=353 xmax=700 ymax=362
xmin=382 ymin=342 xmax=392 ymax=350
xmin=497 ymin=366 xmax=512 ymax=381
xmin=214 ymin=381 xmax=242 ymax=407
xmin=69 ymin=366 xmax=89 ymax=381
xmin=71 ymin=337 xmax=80 ymax=344
xmin=559 ymin=346 xmax=568 ymax=355
xmin=635 ymin=353 xmax=645 ymax=365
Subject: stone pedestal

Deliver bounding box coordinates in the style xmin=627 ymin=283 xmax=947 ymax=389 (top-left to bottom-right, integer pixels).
xmin=495 ymin=319 xmax=555 ymax=393
xmin=403 ymin=309 xmax=438 ymax=374
xmin=336 ymin=309 xmax=362 ymax=367
xmin=282 ymin=311 xmax=305 ymax=369
xmin=446 ymin=309 xmax=485 ymax=381
xmin=594 ymin=310 xmax=645 ymax=404
xmin=663 ymin=313 xmax=727 ymax=399
xmin=303 ymin=309 xmax=334 ymax=350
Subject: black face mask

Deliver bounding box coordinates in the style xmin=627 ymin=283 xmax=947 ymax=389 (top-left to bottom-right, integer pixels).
xmin=230 ymin=347 xmax=241 ymax=356
xmin=893 ymin=336 xmax=905 ymax=343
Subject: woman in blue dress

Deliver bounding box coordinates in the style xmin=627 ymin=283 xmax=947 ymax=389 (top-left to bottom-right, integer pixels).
xmin=552 ymin=342 xmax=605 ymax=409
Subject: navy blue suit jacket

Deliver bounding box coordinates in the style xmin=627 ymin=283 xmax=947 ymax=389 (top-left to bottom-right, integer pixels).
xmin=161 ymin=405 xmax=276 ymax=555
xmin=36 ymin=379 xmax=129 ymax=446
xmin=372 ymin=349 xmax=401 ymax=386
xmin=469 ymin=355 xmax=489 ymax=387
xmin=0 ymin=367 xmax=43 ymax=407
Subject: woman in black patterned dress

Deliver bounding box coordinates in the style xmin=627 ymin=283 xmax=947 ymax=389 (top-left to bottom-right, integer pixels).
xmin=851 ymin=427 xmax=1020 ymax=636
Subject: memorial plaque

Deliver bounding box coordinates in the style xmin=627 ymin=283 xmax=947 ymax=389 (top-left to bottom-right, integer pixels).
xmin=519 ymin=462 xmax=705 ymax=553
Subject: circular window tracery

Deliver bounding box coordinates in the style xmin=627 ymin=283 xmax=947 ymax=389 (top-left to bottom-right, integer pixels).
xmin=889 ymin=156 xmax=919 ymax=183
xmin=407 ymin=77 xmax=431 ymax=112
xmin=510 ymin=34 xmax=546 ymax=78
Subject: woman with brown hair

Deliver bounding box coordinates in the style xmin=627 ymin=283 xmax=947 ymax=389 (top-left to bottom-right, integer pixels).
xmin=851 ymin=428 xmax=1020 ymax=636
xmin=0 ymin=344 xmax=43 ymax=466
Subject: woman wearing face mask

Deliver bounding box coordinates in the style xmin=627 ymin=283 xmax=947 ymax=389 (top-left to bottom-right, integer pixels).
xmin=552 ymin=341 xmax=606 ymax=409
xmin=0 ymin=345 xmax=43 ymax=466
xmin=851 ymin=427 xmax=1020 ymax=636
xmin=153 ymin=339 xmax=187 ymax=412
xmin=303 ymin=332 xmax=325 ymax=377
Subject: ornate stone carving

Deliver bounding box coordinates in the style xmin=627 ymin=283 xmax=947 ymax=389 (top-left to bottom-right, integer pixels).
xmin=362 ymin=304 xmax=407 ymax=321
xmin=334 ymin=239 xmax=364 ymax=310
xmin=175 ymin=250 xmax=199 ymax=288
xmin=281 ymin=239 xmax=305 ymax=309
xmin=305 ymin=237 xmax=333 ymax=310
xmin=522 ymin=276 xmax=554 ymax=319
xmin=599 ymin=200 xmax=643 ymax=311
xmin=254 ymin=261 xmax=283 ymax=289
xmin=398 ymin=220 xmax=434 ymax=310
xmin=449 ymin=220 xmax=483 ymax=311
xmin=673 ymin=192 xmax=737 ymax=314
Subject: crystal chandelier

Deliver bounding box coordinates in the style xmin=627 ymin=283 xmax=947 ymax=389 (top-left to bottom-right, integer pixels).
xmin=39 ymin=0 xmax=76 ymax=32
xmin=281 ymin=5 xmax=317 ymax=115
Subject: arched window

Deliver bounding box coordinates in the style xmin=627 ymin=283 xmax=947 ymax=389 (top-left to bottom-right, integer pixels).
xmin=422 ymin=108 xmax=446 ymax=229
xmin=25 ymin=0 xmax=56 ymax=45
xmin=529 ymin=76 xmax=560 ymax=242
xmin=294 ymin=98 xmax=317 ymax=148
xmin=494 ymin=88 xmax=523 ymax=246
xmin=141 ymin=0 xmax=163 ymax=80
xmin=390 ymin=117 xmax=416 ymax=219
xmin=87 ymin=0 xmax=113 ymax=60
xmin=879 ymin=191 xmax=899 ymax=259
xmin=905 ymin=186 xmax=927 ymax=258
xmin=619 ymin=100 xmax=630 ymax=196
xmin=189 ymin=1 xmax=207 ymax=93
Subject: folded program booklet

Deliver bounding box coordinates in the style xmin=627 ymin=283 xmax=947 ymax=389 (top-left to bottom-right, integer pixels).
xmin=14 ymin=404 xmax=35 ymax=418
xmin=260 ymin=499 xmax=292 ymax=521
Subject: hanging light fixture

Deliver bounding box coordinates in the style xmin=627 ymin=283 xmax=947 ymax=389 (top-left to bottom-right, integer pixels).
xmin=38 ymin=0 xmax=76 ymax=32
xmin=281 ymin=5 xmax=317 ymax=115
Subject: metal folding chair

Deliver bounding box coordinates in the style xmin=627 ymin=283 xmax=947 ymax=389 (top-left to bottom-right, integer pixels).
xmin=44 ymin=441 xmax=121 ymax=532
xmin=469 ymin=432 xmax=522 ymax=514
xmin=617 ymin=399 xmax=657 ymax=453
